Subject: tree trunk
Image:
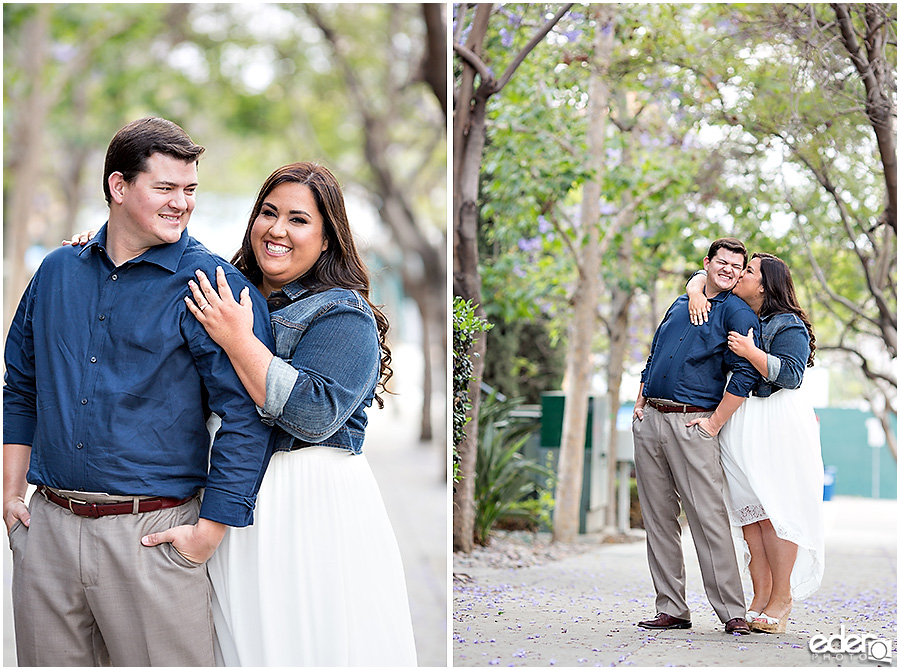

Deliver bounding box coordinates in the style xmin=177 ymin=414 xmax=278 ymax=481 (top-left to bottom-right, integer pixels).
xmin=452 ymin=4 xmax=492 ymax=553
xmin=419 ymin=296 xmax=434 ymax=442
xmin=604 ymin=282 xmax=633 ymax=529
xmin=832 ymin=3 xmax=896 ymax=232
xmin=57 ymin=84 xmax=90 ymax=243
xmin=452 ymin=2 xmax=574 ymax=550
xmin=420 ymin=3 xmax=448 ymax=117
xmin=604 ymin=98 xmax=636 ymax=530
xmin=4 ymin=6 xmax=51 ymax=339
xmin=306 ymin=4 xmax=448 ymax=449
xmin=552 ymin=3 xmax=615 ymax=543
xmin=403 ymin=270 xmax=438 ymax=443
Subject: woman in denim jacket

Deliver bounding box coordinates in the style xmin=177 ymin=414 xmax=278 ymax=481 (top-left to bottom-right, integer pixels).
xmin=688 ymin=253 xmax=824 ymax=635
xmin=185 ymin=163 xmax=417 ymax=666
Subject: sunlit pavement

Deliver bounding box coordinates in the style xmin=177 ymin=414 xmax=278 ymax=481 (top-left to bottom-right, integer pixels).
xmin=367 ymin=379 xmax=449 ymax=668
xmin=454 ymin=496 xmax=897 ymax=667
xmin=3 ymin=342 xmax=449 ymax=667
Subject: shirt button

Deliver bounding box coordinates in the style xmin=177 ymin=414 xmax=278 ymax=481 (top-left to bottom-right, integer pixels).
xmin=90 ymin=357 xmax=97 ymax=363
xmin=111 ymin=274 xmax=118 ymax=281
xmin=99 ymin=315 xmax=106 ymax=321
xmin=76 ymin=442 xmax=83 ymax=449
xmin=81 ymin=398 xmax=88 ymax=405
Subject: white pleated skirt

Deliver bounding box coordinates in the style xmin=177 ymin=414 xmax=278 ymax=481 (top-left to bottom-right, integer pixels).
xmin=208 ymin=446 xmax=418 ymax=667
xmin=719 ymin=385 xmax=825 ymax=600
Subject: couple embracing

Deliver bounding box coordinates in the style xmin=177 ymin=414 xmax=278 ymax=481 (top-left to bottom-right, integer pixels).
xmin=4 ymin=117 xmax=417 ymax=666
xmin=633 ymin=237 xmax=825 ymax=636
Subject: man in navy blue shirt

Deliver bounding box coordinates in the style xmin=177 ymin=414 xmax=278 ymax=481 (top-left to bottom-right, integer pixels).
xmin=3 ymin=117 xmax=275 ymax=666
xmin=632 ymin=237 xmax=761 ymax=636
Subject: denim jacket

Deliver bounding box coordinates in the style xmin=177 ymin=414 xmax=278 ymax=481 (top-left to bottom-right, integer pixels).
xmin=753 ymin=312 xmax=811 ymax=397
xmin=256 ymin=280 xmax=380 ymax=454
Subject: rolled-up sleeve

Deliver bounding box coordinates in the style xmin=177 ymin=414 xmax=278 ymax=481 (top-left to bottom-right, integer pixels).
xmin=766 ymin=353 xmax=782 ymax=383
xmin=766 ymin=321 xmax=809 ymax=389
xmin=3 ymin=278 xmax=38 ymax=445
xmin=257 ymin=357 xmax=299 ymax=422
xmin=189 ymin=269 xmax=276 ymax=527
xmin=724 ymin=308 xmax=762 ymax=398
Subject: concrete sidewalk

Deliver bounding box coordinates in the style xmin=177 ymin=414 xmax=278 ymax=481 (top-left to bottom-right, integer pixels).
xmin=454 ymin=496 xmax=896 ymax=667
xmin=366 ymin=386 xmax=449 ymax=668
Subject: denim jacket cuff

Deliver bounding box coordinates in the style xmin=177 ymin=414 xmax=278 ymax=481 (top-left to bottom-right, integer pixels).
xmin=765 ymin=353 xmax=781 ymax=382
xmin=258 ymin=357 xmax=299 ymax=421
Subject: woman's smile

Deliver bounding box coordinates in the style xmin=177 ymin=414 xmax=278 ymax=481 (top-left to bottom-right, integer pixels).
xmin=250 ymin=181 xmax=328 ymax=296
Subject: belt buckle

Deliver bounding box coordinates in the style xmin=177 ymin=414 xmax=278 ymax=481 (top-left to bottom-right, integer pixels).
xmin=59 ymin=493 xmax=97 ymax=518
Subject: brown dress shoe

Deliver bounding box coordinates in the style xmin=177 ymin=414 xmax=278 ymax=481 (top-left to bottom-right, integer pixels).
xmin=725 ymin=617 xmax=751 ymax=635
xmin=637 ymin=613 xmax=692 ymax=630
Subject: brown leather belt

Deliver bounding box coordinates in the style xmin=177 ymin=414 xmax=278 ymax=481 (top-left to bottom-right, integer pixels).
xmin=647 ymin=399 xmax=714 ymax=414
xmin=38 ymin=486 xmax=196 ymax=518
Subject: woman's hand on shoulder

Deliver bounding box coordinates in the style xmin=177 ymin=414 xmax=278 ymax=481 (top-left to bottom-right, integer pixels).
xmin=686 ymin=271 xmax=710 ymax=326
xmin=185 ymin=266 xmax=255 ymax=351
xmin=61 ymin=229 xmax=97 ymax=246
xmin=727 ymin=327 xmax=756 ymax=358
xmin=688 ymin=292 xmax=711 ymax=326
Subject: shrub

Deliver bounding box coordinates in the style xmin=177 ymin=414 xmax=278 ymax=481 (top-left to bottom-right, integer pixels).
xmin=452 ymin=296 xmax=491 ymax=483
xmin=474 ymin=392 xmax=556 ymax=546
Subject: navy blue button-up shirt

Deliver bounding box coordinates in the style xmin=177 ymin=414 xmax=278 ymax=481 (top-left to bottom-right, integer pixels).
xmin=3 ymin=225 xmax=275 ymax=527
xmin=640 ymin=290 xmax=761 ymax=407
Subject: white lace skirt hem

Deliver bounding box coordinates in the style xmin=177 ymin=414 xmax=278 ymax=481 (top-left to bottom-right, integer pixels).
xmin=719 ymin=385 xmax=826 ymax=600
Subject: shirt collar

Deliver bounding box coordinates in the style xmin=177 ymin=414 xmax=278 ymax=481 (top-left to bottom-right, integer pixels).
xmin=79 ymin=223 xmax=189 ymax=273
xmin=707 ymin=288 xmax=733 ymax=303
xmin=280 ymin=278 xmax=312 ymax=300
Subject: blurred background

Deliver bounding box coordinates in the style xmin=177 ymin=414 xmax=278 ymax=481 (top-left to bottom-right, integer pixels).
xmin=3 ymin=3 xmax=447 ymax=666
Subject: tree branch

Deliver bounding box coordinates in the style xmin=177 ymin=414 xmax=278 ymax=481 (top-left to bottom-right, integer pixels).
xmin=786 ymin=183 xmax=881 ymax=329
xmin=818 ymin=344 xmax=897 ymax=388
xmin=495 ymin=3 xmax=575 ymax=93
xmin=541 ymin=200 xmax=581 ymax=267
xmin=453 ymin=41 xmax=494 ymax=85
xmin=421 ymin=3 xmax=447 ymax=117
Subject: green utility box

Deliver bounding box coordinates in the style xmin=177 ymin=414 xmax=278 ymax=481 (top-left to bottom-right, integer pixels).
xmin=534 ymin=391 xmax=605 ymax=533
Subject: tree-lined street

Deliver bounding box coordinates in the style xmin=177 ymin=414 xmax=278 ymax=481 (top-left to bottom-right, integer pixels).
xmin=453 ymin=0 xmax=895 ymax=556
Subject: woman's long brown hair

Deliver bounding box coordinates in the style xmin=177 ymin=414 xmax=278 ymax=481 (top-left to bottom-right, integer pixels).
xmin=754 ymin=252 xmax=816 ymax=367
xmin=232 ymin=162 xmax=393 ymax=406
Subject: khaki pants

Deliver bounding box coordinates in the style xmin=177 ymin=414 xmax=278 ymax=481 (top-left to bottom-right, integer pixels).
xmin=632 ymin=405 xmax=745 ymax=623
xmin=9 ymin=491 xmax=216 ymax=666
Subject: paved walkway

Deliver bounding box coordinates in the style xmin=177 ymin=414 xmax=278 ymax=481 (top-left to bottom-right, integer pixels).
xmin=454 ymin=496 xmax=896 ymax=667
xmin=3 ymin=342 xmax=448 ymax=667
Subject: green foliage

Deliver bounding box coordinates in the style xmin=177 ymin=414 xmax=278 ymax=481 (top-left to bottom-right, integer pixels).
xmin=4 ymin=3 xmax=445 ymax=231
xmin=482 ymin=314 xmax=565 ymax=404
xmin=452 ymin=297 xmax=492 ymax=482
xmin=474 ymin=392 xmax=556 ymax=546
xmin=466 ymin=2 xmax=895 ymax=413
